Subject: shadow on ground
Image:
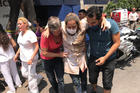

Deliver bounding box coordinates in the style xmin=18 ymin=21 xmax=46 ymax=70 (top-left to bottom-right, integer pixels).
xmin=48 ymin=83 xmax=104 ymax=93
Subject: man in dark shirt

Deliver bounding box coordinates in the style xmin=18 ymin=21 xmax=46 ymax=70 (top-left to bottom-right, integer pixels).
xmin=86 ymin=6 xmax=120 ymax=93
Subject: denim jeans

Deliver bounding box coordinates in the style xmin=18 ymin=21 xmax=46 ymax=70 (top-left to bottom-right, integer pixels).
xmin=70 ymin=69 xmax=87 ymax=93
xmin=70 ymin=74 xmax=82 ymax=93
xmin=42 ymin=58 xmax=64 ymax=93
xmin=58 ymin=5 xmax=80 ymax=21
xmin=80 ymin=69 xmax=87 ymax=92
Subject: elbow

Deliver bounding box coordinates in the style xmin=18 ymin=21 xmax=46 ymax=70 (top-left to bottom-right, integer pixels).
xmin=118 ymin=41 xmax=120 ymax=47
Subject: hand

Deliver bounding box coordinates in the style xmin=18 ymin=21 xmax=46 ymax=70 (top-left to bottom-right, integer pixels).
xmin=95 ymin=57 xmax=106 ymax=66
xmin=101 ymin=17 xmax=106 ymax=31
xmin=59 ymin=52 xmax=68 ymax=58
xmin=27 ymin=59 xmax=33 ymax=65
xmin=13 ymin=55 xmax=18 ymax=62
xmin=42 ymin=28 xmax=49 ymax=38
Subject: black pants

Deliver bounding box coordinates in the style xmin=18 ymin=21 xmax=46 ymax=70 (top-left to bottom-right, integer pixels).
xmin=42 ymin=58 xmax=64 ymax=93
xmin=88 ymin=57 xmax=116 ymax=90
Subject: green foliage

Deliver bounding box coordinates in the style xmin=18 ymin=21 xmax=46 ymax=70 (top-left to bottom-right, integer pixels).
xmin=104 ymin=0 xmax=140 ymax=17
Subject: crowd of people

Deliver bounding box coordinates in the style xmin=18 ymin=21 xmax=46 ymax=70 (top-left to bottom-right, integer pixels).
xmin=0 ymin=6 xmax=120 ymax=93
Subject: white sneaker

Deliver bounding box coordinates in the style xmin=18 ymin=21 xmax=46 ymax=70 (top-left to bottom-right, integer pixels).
xmin=7 ymin=90 xmax=16 ymax=93
xmin=37 ymin=75 xmax=43 ymax=85
xmin=17 ymin=84 xmax=22 ymax=88
xmin=15 ymin=84 xmax=22 ymax=88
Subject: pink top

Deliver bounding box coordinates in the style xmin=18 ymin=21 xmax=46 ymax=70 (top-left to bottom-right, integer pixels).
xmin=40 ymin=33 xmax=62 ymax=60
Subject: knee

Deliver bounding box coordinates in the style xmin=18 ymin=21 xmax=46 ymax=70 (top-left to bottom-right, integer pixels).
xmin=57 ymin=78 xmax=64 ymax=85
xmin=103 ymin=81 xmax=112 ymax=90
xmin=73 ymin=78 xmax=81 ymax=86
xmin=89 ymin=77 xmax=97 ymax=84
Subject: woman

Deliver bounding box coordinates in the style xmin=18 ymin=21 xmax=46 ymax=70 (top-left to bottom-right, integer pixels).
xmin=62 ymin=13 xmax=87 ymax=93
xmin=43 ymin=13 xmax=110 ymax=93
xmin=14 ymin=17 xmax=42 ymax=93
xmin=0 ymin=24 xmax=21 ymax=93
xmin=43 ymin=14 xmax=87 ymax=93
xmin=40 ymin=16 xmax=67 ymax=93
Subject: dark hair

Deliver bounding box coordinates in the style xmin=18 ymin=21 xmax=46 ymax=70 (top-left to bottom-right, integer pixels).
xmin=79 ymin=9 xmax=87 ymax=14
xmin=87 ymin=6 xmax=102 ymax=20
xmin=0 ymin=24 xmax=10 ymax=51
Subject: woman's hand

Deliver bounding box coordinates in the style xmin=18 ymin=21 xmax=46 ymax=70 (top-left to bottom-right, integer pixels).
xmin=13 ymin=55 xmax=18 ymax=62
xmin=42 ymin=28 xmax=49 ymax=38
xmin=59 ymin=52 xmax=68 ymax=58
xmin=101 ymin=17 xmax=111 ymax=31
xmin=27 ymin=59 xmax=33 ymax=65
xmin=101 ymin=17 xmax=107 ymax=31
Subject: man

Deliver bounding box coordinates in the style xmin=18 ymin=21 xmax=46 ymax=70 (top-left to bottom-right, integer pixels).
xmin=78 ymin=9 xmax=87 ymax=20
xmin=86 ymin=6 xmax=120 ymax=93
xmin=129 ymin=7 xmax=139 ymax=30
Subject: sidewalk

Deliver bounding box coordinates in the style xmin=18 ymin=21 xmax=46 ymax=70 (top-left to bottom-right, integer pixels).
xmin=1 ymin=56 xmax=140 ymax=93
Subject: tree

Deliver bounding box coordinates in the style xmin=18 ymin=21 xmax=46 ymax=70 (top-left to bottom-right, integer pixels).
xmin=104 ymin=0 xmax=140 ymax=17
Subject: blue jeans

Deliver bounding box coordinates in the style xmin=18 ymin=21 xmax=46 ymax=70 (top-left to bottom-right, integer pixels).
xmin=42 ymin=58 xmax=64 ymax=93
xmin=70 ymin=69 xmax=87 ymax=93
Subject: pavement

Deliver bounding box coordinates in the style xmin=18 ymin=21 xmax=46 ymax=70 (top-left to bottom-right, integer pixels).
xmin=1 ymin=56 xmax=140 ymax=93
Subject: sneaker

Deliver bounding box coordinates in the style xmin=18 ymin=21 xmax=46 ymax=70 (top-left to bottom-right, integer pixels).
xmin=17 ymin=84 xmax=22 ymax=88
xmin=37 ymin=75 xmax=43 ymax=85
xmin=15 ymin=84 xmax=22 ymax=88
xmin=7 ymin=90 xmax=16 ymax=93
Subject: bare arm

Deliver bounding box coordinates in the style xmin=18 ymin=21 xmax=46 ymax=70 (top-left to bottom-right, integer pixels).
xmin=104 ymin=32 xmax=120 ymax=60
xmin=31 ymin=42 xmax=39 ymax=60
xmin=96 ymin=32 xmax=120 ymax=65
xmin=10 ymin=38 xmax=17 ymax=51
xmin=27 ymin=42 xmax=39 ymax=64
xmin=41 ymin=48 xmax=67 ymax=58
xmin=13 ymin=48 xmax=20 ymax=62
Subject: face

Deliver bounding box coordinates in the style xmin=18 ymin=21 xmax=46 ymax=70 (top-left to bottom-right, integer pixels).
xmin=78 ymin=12 xmax=86 ymax=20
xmin=51 ymin=28 xmax=61 ymax=37
xmin=132 ymin=8 xmax=136 ymax=12
xmin=17 ymin=20 xmax=28 ymax=31
xmin=66 ymin=20 xmax=77 ymax=30
xmin=87 ymin=16 xmax=99 ymax=27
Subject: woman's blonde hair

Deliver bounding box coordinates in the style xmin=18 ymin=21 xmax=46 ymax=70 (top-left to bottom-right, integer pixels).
xmin=18 ymin=17 xmax=29 ymax=27
xmin=64 ymin=13 xmax=81 ymax=31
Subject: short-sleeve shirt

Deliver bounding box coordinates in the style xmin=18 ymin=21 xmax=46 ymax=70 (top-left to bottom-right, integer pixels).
xmin=17 ymin=30 xmax=38 ymax=62
xmin=0 ymin=33 xmax=15 ymax=62
xmin=87 ymin=19 xmax=119 ymax=60
xmin=40 ymin=33 xmax=62 ymax=60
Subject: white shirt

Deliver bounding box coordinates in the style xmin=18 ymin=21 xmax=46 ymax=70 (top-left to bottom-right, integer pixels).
xmin=17 ymin=30 xmax=38 ymax=62
xmin=0 ymin=44 xmax=15 ymax=62
xmin=129 ymin=12 xmax=139 ymax=21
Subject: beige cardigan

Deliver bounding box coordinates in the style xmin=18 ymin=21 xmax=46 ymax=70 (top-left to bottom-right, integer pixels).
xmin=62 ymin=22 xmax=87 ymax=75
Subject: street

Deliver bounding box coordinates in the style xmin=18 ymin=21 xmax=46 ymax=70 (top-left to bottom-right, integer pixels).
xmin=1 ymin=56 xmax=140 ymax=93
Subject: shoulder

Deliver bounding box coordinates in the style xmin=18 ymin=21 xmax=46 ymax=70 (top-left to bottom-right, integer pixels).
xmin=107 ymin=19 xmax=119 ymax=34
xmin=107 ymin=19 xmax=118 ymax=27
xmin=27 ymin=30 xmax=35 ymax=34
